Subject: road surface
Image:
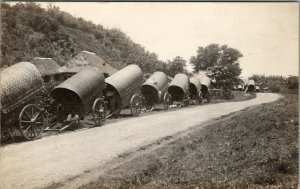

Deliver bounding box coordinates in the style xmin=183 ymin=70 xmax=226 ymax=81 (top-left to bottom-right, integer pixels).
xmin=0 ymin=93 xmax=282 ymax=189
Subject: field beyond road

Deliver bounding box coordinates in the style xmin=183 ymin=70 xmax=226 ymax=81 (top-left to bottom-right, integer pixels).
xmin=0 ymin=93 xmax=286 ymax=189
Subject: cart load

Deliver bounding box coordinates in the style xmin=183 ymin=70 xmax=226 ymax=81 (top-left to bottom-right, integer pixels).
xmin=104 ymin=64 xmax=143 ymax=117
xmin=51 ymin=68 xmax=106 ymax=126
xmin=141 ymin=71 xmax=171 ymax=110
xmin=168 ymin=73 xmax=189 ymax=105
xmin=189 ymin=76 xmax=202 ymax=104
xmin=197 ymin=72 xmax=211 ymax=102
xmin=1 ymin=62 xmax=46 ymax=141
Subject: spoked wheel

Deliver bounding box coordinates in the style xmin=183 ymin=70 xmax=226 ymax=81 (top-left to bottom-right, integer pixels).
xmin=92 ymin=98 xmax=106 ymax=126
xmin=197 ymin=91 xmax=203 ymax=104
xmin=19 ymin=104 xmax=45 ymax=141
xmin=130 ymin=94 xmax=143 ymax=117
xmin=163 ymin=93 xmax=171 ymax=110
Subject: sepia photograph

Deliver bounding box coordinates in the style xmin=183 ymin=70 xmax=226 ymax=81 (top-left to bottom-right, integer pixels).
xmin=0 ymin=1 xmax=298 ymax=189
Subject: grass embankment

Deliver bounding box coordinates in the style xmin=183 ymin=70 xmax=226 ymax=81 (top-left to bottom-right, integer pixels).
xmin=80 ymin=94 xmax=298 ymax=189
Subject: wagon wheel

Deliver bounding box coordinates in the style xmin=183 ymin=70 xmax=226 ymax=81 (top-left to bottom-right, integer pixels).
xmin=163 ymin=93 xmax=171 ymax=110
xmin=92 ymin=98 xmax=106 ymax=126
xmin=19 ymin=104 xmax=45 ymax=141
xmin=130 ymin=94 xmax=143 ymax=117
xmin=197 ymin=91 xmax=203 ymax=104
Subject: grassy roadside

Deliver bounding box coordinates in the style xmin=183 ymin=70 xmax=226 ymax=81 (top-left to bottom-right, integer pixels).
xmin=80 ymin=94 xmax=298 ymax=189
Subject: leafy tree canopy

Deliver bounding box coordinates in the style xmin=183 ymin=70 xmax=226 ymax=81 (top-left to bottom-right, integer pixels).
xmin=166 ymin=56 xmax=187 ymax=77
xmin=190 ymin=44 xmax=243 ymax=89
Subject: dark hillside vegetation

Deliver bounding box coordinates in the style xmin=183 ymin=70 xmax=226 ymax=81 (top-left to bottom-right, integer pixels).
xmin=0 ymin=2 xmax=167 ymax=73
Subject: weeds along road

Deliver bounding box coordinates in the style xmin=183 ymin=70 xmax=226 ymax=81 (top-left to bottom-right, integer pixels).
xmin=0 ymin=93 xmax=282 ymax=189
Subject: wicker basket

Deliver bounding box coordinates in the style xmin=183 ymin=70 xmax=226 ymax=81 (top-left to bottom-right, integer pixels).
xmin=1 ymin=62 xmax=43 ymax=113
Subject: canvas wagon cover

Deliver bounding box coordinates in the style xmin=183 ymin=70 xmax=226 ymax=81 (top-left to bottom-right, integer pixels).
xmin=105 ymin=64 xmax=143 ymax=108
xmin=51 ymin=68 xmax=105 ymax=116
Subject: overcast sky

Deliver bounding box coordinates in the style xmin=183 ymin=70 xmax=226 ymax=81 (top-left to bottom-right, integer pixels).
xmin=37 ymin=2 xmax=298 ymax=77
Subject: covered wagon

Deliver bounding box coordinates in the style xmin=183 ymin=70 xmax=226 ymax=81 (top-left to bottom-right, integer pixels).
xmin=51 ymin=68 xmax=106 ymax=128
xmin=197 ymin=73 xmax=211 ymax=103
xmin=104 ymin=64 xmax=143 ymax=117
xmin=255 ymin=86 xmax=260 ymax=92
xmin=167 ymin=73 xmax=190 ymax=106
xmin=189 ymin=76 xmax=202 ymax=104
xmin=245 ymin=79 xmax=255 ymax=93
xmin=1 ymin=62 xmax=46 ymax=141
xmin=141 ymin=71 xmax=171 ymax=111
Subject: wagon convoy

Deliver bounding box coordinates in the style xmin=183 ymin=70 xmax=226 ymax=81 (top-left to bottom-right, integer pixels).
xmin=1 ymin=61 xmax=216 ymax=143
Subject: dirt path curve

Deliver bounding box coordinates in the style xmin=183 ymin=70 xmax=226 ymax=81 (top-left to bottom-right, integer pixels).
xmin=0 ymin=93 xmax=282 ymax=189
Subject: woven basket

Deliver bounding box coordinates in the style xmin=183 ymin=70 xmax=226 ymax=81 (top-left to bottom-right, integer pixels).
xmin=1 ymin=62 xmax=43 ymax=111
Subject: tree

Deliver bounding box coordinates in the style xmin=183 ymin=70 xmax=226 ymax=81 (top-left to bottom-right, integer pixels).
xmin=167 ymin=56 xmax=187 ymax=77
xmin=287 ymin=76 xmax=298 ymax=90
xmin=190 ymin=44 xmax=243 ymax=89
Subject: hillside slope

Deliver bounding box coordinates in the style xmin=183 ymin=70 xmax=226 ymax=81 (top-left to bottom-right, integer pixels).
xmin=0 ymin=2 xmax=165 ymax=73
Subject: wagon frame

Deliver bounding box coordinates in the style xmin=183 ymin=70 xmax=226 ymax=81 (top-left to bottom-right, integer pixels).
xmin=141 ymin=71 xmax=172 ymax=111
xmin=1 ymin=62 xmax=48 ymax=142
xmin=167 ymin=73 xmax=190 ymax=107
xmin=48 ymin=68 xmax=107 ymax=132
xmin=104 ymin=64 xmax=143 ymax=118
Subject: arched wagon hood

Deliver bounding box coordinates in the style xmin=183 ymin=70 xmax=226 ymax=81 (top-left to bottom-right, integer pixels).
xmin=168 ymin=73 xmax=189 ymax=101
xmin=197 ymin=73 xmax=211 ymax=93
xmin=189 ymin=76 xmax=201 ymax=95
xmin=246 ymin=79 xmax=255 ymax=92
xmin=51 ymin=68 xmax=105 ymax=116
xmin=1 ymin=62 xmax=43 ymax=113
xmin=242 ymin=78 xmax=250 ymax=86
xmin=141 ymin=71 xmax=169 ymax=103
xmin=105 ymin=64 xmax=143 ymax=109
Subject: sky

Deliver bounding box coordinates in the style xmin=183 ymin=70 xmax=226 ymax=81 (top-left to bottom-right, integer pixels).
xmin=36 ymin=2 xmax=298 ymax=77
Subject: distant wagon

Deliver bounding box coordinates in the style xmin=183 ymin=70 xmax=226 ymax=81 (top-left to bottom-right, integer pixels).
xmin=104 ymin=64 xmax=143 ymax=117
xmin=255 ymin=86 xmax=260 ymax=92
xmin=197 ymin=73 xmax=211 ymax=103
xmin=189 ymin=76 xmax=202 ymax=104
xmin=167 ymin=73 xmax=190 ymax=106
xmin=141 ymin=71 xmax=171 ymax=111
xmin=245 ymin=79 xmax=255 ymax=93
xmin=1 ymin=62 xmax=47 ymax=141
xmin=238 ymin=85 xmax=243 ymax=91
xmin=51 ymin=68 xmax=107 ymax=127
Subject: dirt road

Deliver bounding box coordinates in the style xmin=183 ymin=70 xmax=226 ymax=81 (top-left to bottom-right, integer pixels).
xmin=0 ymin=93 xmax=281 ymax=189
